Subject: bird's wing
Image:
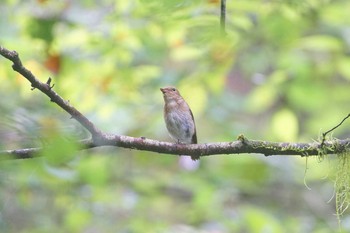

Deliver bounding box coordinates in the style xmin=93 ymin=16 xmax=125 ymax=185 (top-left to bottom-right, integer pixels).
xmin=189 ymin=108 xmax=197 ymax=144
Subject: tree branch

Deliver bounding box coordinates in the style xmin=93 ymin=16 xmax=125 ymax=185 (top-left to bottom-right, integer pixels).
xmin=0 ymin=46 xmax=102 ymax=138
xmin=220 ymin=0 xmax=226 ymax=34
xmin=1 ymin=135 xmax=350 ymax=160
xmin=1 ymin=46 xmax=350 ymax=160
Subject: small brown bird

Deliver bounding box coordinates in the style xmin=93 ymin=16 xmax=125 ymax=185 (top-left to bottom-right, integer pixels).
xmin=160 ymin=86 xmax=199 ymax=161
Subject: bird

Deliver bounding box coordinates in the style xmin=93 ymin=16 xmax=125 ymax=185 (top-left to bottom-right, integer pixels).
xmin=160 ymin=86 xmax=199 ymax=161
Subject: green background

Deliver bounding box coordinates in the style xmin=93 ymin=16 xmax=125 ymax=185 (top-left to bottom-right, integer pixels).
xmin=1 ymin=0 xmax=349 ymax=232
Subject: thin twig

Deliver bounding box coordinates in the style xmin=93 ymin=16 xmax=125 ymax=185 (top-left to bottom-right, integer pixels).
xmin=322 ymin=113 xmax=350 ymax=145
xmin=220 ymin=0 xmax=226 ymax=34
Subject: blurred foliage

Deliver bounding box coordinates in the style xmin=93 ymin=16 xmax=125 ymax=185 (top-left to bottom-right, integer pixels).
xmin=0 ymin=0 xmax=350 ymax=232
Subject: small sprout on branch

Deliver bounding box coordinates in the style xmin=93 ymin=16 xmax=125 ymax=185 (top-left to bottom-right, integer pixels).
xmin=237 ymin=134 xmax=247 ymax=144
xmin=46 ymin=77 xmax=55 ymax=90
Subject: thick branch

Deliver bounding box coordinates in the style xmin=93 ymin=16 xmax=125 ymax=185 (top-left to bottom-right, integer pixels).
xmin=0 ymin=46 xmax=102 ymax=138
xmin=2 ymin=148 xmax=41 ymax=159
xmin=1 ymin=135 xmax=350 ymax=160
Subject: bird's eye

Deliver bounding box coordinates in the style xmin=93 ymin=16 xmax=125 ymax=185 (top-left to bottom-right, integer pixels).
xmin=172 ymin=88 xmax=176 ymax=91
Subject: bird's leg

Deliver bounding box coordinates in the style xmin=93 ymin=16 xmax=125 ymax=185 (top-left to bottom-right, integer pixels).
xmin=177 ymin=139 xmax=181 ymax=157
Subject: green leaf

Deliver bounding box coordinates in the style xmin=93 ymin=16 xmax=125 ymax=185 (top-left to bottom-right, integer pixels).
xmin=41 ymin=135 xmax=79 ymax=165
xmin=271 ymin=108 xmax=299 ymax=141
xmin=298 ymin=35 xmax=343 ymax=52
xmin=64 ymin=209 xmax=91 ymax=232
xmin=77 ymin=156 xmax=110 ymax=186
xmin=244 ymin=206 xmax=283 ymax=233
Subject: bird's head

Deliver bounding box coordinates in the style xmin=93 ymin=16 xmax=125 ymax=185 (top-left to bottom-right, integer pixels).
xmin=160 ymin=86 xmax=181 ymax=102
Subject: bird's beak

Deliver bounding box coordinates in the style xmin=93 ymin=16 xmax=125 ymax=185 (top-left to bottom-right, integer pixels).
xmin=160 ymin=88 xmax=166 ymax=94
